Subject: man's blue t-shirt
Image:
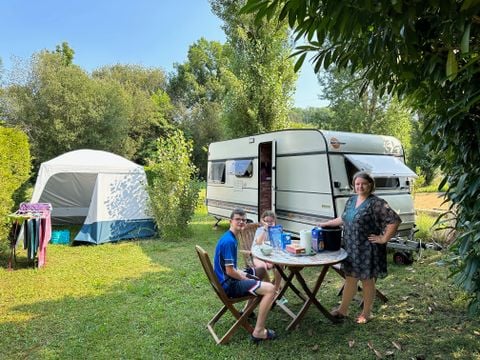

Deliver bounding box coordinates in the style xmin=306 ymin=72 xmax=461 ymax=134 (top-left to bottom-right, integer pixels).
xmin=214 ymin=230 xmax=238 ymax=290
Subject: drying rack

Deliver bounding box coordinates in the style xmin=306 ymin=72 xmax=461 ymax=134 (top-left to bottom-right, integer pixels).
xmin=7 ymin=202 xmax=52 ymax=270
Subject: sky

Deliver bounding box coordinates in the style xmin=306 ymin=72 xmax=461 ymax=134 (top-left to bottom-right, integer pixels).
xmin=0 ymin=0 xmax=325 ymax=108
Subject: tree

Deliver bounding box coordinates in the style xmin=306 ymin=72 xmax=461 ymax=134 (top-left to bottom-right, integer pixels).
xmin=289 ymin=106 xmax=334 ymax=127
xmin=54 ymin=41 xmax=75 ymax=66
xmin=93 ymin=64 xmax=172 ymax=163
xmin=168 ymin=39 xmax=226 ymax=178
xmin=243 ymin=0 xmax=480 ymax=314
xmin=3 ymin=51 xmax=131 ymax=169
xmin=145 ymin=129 xmax=200 ymax=238
xmin=211 ymin=0 xmax=297 ymax=137
xmin=319 ymin=68 xmax=413 ymax=156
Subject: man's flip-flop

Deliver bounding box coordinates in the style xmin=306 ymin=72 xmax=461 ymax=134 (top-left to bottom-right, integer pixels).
xmin=251 ymin=329 xmax=277 ymax=344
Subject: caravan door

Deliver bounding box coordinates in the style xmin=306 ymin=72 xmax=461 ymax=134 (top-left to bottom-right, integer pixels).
xmin=258 ymin=141 xmax=276 ymax=220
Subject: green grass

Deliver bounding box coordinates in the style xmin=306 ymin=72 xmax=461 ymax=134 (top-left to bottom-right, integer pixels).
xmin=1 ymin=204 xmax=479 ymax=359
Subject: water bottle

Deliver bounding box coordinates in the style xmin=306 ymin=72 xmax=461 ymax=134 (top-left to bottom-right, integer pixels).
xmin=317 ymin=227 xmax=325 ymax=252
xmin=311 ymin=227 xmax=319 ymax=253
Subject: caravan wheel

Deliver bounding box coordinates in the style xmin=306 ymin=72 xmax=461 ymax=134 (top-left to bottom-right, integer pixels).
xmin=393 ymin=251 xmax=413 ymax=265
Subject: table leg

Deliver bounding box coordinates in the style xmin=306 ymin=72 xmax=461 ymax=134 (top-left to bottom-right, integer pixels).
xmin=286 ymin=265 xmax=337 ymax=330
xmin=274 ymin=264 xmax=306 ymax=302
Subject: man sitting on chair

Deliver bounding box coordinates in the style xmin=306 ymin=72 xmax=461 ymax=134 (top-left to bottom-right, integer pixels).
xmin=214 ymin=208 xmax=277 ymax=343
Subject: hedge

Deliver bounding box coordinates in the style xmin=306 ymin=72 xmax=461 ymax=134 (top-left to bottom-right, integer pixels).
xmin=0 ymin=126 xmax=31 ymax=254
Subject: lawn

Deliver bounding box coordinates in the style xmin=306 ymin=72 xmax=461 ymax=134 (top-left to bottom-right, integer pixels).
xmin=1 ymin=204 xmax=479 ymax=359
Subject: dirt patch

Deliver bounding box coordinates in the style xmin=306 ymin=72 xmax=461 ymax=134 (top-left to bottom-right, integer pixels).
xmin=414 ymin=192 xmax=449 ymax=211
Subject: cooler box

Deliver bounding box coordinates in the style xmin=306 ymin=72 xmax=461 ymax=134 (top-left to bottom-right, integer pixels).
xmin=321 ymin=227 xmax=342 ymax=251
xmin=51 ymin=230 xmax=70 ymax=245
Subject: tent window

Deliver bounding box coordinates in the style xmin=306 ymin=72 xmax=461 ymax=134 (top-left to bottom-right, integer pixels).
xmin=234 ymin=159 xmax=253 ymax=178
xmin=209 ymin=161 xmax=226 ymax=184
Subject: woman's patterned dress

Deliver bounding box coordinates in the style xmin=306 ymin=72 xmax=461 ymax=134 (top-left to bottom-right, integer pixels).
xmin=341 ymin=195 xmax=401 ymax=279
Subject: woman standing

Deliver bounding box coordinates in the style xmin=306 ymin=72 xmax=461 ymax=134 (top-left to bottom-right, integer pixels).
xmin=319 ymin=171 xmax=401 ymax=323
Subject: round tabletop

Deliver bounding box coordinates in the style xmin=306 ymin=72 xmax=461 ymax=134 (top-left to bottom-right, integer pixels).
xmin=251 ymin=245 xmax=347 ymax=267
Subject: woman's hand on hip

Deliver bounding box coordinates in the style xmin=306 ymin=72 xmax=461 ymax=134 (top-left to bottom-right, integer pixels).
xmin=368 ymin=234 xmax=388 ymax=244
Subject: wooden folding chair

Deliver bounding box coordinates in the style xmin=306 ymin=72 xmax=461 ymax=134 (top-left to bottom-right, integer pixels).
xmin=236 ymin=223 xmax=260 ymax=268
xmin=195 ymin=245 xmax=261 ymax=345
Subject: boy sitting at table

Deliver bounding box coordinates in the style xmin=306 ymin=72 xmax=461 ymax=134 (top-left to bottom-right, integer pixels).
xmin=214 ymin=208 xmax=277 ymax=343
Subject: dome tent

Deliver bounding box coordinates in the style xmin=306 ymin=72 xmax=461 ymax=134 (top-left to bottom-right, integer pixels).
xmin=31 ymin=149 xmax=156 ymax=244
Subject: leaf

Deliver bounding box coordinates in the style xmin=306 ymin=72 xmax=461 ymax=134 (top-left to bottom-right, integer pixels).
xmin=368 ymin=342 xmax=383 ymax=358
xmin=348 ymin=339 xmax=355 ymax=348
xmin=312 ymin=344 xmax=319 ymax=351
xmin=461 ymin=23 xmax=471 ymax=54
xmin=446 ymin=49 xmax=458 ymax=80
xmin=240 ymin=0 xmax=268 ymax=15
xmin=392 ymin=341 xmax=402 ymax=350
xmin=461 ymin=0 xmax=479 ymax=11
xmin=294 ymin=53 xmax=307 ymax=72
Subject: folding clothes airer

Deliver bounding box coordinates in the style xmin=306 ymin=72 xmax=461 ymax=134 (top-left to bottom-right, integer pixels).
xmin=7 ymin=202 xmax=52 ymax=269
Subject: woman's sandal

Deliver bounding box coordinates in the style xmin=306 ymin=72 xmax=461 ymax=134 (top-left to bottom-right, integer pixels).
xmin=251 ymin=329 xmax=277 ymax=344
xmin=330 ymin=308 xmax=347 ymax=320
xmin=356 ymin=314 xmax=372 ymax=324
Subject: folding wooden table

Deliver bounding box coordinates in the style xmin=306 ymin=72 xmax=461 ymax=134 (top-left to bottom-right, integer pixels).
xmin=251 ymin=245 xmax=347 ymax=330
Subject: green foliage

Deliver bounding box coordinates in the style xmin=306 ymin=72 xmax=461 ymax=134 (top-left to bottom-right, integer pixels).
xmin=211 ymin=0 xmax=297 ymax=137
xmin=2 ymin=48 xmax=172 ymax=171
xmin=54 ymin=42 xmax=75 ymax=66
xmin=243 ymin=0 xmax=480 ymax=314
xmin=145 ymin=130 xmax=200 ymax=238
xmin=318 ymin=68 xmax=414 ymax=155
xmin=93 ymin=64 xmax=172 ymax=162
xmin=168 ymin=39 xmax=226 ymax=178
xmin=0 ymin=126 xmax=30 ymax=253
xmin=289 ymin=106 xmax=334 ymax=128
xmin=408 ymin=118 xmax=439 ymax=185
xmin=3 ymin=51 xmax=130 ymax=170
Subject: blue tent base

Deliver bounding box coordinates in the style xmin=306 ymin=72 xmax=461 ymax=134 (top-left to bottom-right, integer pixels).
xmin=74 ymin=219 xmax=157 ymax=244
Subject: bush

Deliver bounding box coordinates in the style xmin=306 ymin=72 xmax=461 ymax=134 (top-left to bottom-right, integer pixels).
xmin=145 ymin=130 xmax=200 ymax=238
xmin=415 ymin=212 xmax=456 ymax=247
xmin=0 ymin=126 xmax=31 ymax=253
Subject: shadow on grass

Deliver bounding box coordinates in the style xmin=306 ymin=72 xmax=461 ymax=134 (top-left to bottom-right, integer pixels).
xmin=1 ymin=215 xmax=479 ymax=359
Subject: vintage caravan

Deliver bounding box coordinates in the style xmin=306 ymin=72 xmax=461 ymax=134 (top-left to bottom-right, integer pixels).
xmin=206 ymin=129 xmax=418 ymax=261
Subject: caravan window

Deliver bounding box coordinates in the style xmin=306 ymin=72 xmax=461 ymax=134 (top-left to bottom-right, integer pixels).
xmin=209 ymin=161 xmax=226 ymax=184
xmin=345 ymin=156 xmax=402 ymax=189
xmin=234 ymin=159 xmax=253 ymax=178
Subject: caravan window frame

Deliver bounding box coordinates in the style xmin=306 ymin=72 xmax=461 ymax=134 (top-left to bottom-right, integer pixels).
xmin=233 ymin=159 xmax=254 ymax=178
xmin=345 ymin=158 xmax=400 ymax=190
xmin=209 ymin=161 xmax=226 ymax=184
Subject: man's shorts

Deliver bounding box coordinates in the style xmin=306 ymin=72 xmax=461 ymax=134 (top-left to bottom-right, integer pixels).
xmin=224 ymin=267 xmax=261 ymax=298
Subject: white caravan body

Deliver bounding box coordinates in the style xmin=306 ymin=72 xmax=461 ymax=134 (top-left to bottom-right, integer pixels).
xmin=206 ymin=129 xmax=417 ymax=241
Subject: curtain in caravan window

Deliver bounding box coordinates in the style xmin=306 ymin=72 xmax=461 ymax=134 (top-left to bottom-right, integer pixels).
xmin=210 ymin=162 xmax=226 ymax=183
xmin=234 ymin=159 xmax=253 ymax=177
